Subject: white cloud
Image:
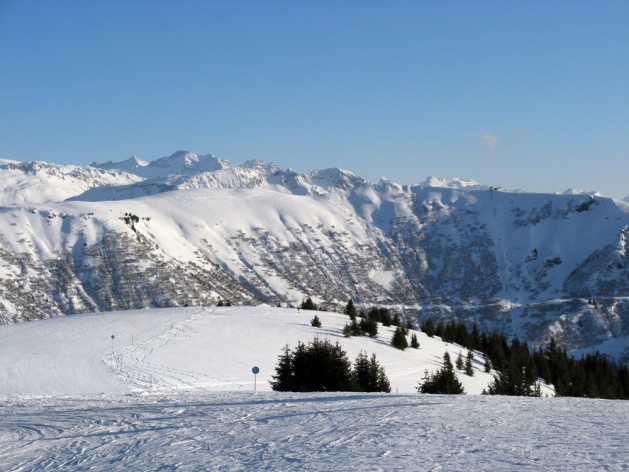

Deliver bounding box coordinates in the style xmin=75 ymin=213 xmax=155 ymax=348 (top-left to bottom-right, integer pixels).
xmin=480 ymin=132 xmax=499 ymax=152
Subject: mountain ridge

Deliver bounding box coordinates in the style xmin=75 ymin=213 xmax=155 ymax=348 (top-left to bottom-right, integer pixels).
xmin=1 ymin=151 xmax=628 ymax=363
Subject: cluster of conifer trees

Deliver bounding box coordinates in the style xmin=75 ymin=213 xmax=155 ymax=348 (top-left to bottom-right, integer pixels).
xmin=280 ymin=298 xmax=629 ymax=399
xmin=425 ymin=318 xmax=629 ymax=399
xmin=270 ymin=338 xmax=390 ymax=393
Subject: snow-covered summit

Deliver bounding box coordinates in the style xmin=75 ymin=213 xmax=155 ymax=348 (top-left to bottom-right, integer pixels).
xmin=561 ymin=188 xmax=604 ymax=198
xmin=419 ymin=176 xmax=490 ymax=191
xmin=91 ymin=155 xmax=149 ymax=173
xmin=0 ymin=159 xmax=142 ymax=205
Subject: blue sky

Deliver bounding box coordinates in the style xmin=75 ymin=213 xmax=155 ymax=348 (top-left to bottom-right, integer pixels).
xmin=1 ymin=1 xmax=627 ymax=198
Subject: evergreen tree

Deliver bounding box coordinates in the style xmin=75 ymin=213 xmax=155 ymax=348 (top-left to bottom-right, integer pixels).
xmin=353 ymin=351 xmax=391 ymax=393
xmin=342 ymin=319 xmax=362 ymax=337
xmin=359 ymin=317 xmax=378 ymax=337
xmin=300 ymin=297 xmax=317 ymax=311
xmin=465 ymin=350 xmax=474 ymax=376
xmin=271 ymin=339 xmax=392 ymax=393
xmin=270 ymin=345 xmax=295 ymax=391
xmin=342 ymin=323 xmax=352 ymax=338
xmin=344 ymin=299 xmax=358 ymax=320
xmin=485 ymin=360 xmax=540 ymax=397
xmin=417 ymin=351 xmax=465 ymax=394
xmin=369 ymin=307 xmax=392 ymax=327
xmin=484 ymin=355 xmax=492 ymax=373
xmin=350 ymin=318 xmax=362 ymax=336
xmin=455 ymin=351 xmax=464 ymax=370
xmin=391 ymin=326 xmax=408 ymax=350
xmin=310 ymin=314 xmax=322 ymax=328
xmin=422 ymin=318 xmax=435 ymax=337
xmin=410 ymin=332 xmax=420 ymax=349
xmin=272 ymin=338 xmax=355 ymax=392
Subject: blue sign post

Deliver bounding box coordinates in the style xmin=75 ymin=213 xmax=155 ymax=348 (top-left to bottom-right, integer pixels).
xmin=252 ymin=366 xmax=260 ymax=393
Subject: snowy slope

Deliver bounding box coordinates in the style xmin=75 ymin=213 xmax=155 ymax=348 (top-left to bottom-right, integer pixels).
xmin=0 ymin=306 xmax=501 ymax=396
xmin=1 ymin=392 xmax=626 ymax=471
xmin=0 ymin=307 xmax=622 ymax=471
xmin=0 ymin=160 xmax=142 ymax=205
xmin=1 ymin=152 xmax=629 ymax=363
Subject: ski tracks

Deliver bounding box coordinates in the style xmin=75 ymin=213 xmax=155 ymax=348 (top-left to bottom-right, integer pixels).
xmin=102 ymin=309 xmax=224 ymax=393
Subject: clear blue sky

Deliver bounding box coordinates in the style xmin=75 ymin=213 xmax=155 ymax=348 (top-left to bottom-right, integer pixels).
xmin=1 ymin=1 xmax=628 ymax=198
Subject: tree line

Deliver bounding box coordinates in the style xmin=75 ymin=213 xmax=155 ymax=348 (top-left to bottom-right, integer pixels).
xmin=426 ymin=318 xmax=629 ymax=399
xmin=277 ymin=298 xmax=629 ymax=399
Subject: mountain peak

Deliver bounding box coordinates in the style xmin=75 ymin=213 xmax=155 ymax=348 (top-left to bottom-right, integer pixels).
xmin=91 ymin=155 xmax=148 ymax=172
xmin=149 ymin=151 xmax=229 ymax=175
xmin=420 ymin=176 xmax=487 ymax=190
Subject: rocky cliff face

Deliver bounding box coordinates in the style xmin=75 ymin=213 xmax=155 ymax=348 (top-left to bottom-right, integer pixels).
xmin=1 ymin=151 xmax=628 ymax=361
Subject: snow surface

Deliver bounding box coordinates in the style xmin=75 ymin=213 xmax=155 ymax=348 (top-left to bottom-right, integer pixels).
xmin=0 ymin=306 xmax=624 ymax=471
xmin=0 ymin=306 xmax=499 ymax=396
xmin=1 ymin=392 xmax=626 ymax=471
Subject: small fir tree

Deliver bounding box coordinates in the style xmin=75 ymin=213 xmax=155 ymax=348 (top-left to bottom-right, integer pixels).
xmin=422 ymin=318 xmax=435 ymax=337
xmin=310 ymin=314 xmax=322 ymax=328
xmin=300 ymin=297 xmax=317 ymax=311
xmin=465 ymin=350 xmax=474 ymax=376
xmin=484 ymin=355 xmax=492 ymax=373
xmin=410 ymin=332 xmax=420 ymax=349
xmin=391 ymin=326 xmax=408 ymax=350
xmin=359 ymin=317 xmax=378 ymax=337
xmin=270 ymin=345 xmax=295 ymax=391
xmin=342 ymin=323 xmax=352 ymax=338
xmin=456 ymin=351 xmax=464 ymax=370
xmin=417 ymin=351 xmax=465 ymax=395
xmin=344 ymin=299 xmax=358 ymax=320
xmin=353 ymin=351 xmax=391 ymax=393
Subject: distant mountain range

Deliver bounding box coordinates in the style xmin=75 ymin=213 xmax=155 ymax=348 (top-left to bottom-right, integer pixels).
xmin=1 ymin=151 xmax=628 ymax=362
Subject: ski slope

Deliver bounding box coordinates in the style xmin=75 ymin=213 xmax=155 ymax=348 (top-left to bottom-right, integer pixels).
xmin=0 ymin=392 xmax=626 ymax=471
xmin=0 ymin=306 xmax=499 ymax=395
xmin=1 ymin=307 xmax=627 ymax=470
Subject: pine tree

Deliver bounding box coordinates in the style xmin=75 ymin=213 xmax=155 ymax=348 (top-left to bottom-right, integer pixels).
xmin=455 ymin=351 xmax=464 ymax=370
xmin=391 ymin=326 xmax=408 ymax=350
xmin=290 ymin=338 xmax=355 ymax=392
xmin=359 ymin=317 xmax=378 ymax=337
xmin=270 ymin=345 xmax=295 ymax=391
xmin=465 ymin=350 xmax=474 ymax=376
xmin=422 ymin=318 xmax=435 ymax=337
xmin=417 ymin=351 xmax=465 ymax=394
xmin=300 ymin=297 xmax=317 ymax=311
xmin=310 ymin=314 xmax=322 ymax=328
xmin=484 ymin=355 xmax=492 ymax=373
xmin=344 ymin=299 xmax=358 ymax=320
xmin=410 ymin=332 xmax=420 ymax=349
xmin=342 ymin=323 xmax=352 ymax=338
xmin=353 ymin=351 xmax=391 ymax=393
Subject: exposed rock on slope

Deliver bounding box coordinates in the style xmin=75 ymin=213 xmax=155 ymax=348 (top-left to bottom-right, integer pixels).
xmin=1 ymin=151 xmax=629 ymax=362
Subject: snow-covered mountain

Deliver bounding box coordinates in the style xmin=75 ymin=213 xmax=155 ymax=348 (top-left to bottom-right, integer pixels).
xmin=0 ymin=158 xmax=142 ymax=205
xmin=1 ymin=151 xmax=629 ymax=363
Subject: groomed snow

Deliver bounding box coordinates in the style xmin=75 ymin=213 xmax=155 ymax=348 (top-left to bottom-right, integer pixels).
xmin=0 ymin=393 xmax=626 ymax=470
xmin=0 ymin=306 xmax=625 ymax=470
xmin=0 ymin=306 xmax=498 ymax=395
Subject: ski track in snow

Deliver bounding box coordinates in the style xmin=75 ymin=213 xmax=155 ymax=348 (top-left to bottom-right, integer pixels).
xmin=0 ymin=307 xmax=620 ymax=469
xmin=0 ymin=392 xmax=627 ymax=471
